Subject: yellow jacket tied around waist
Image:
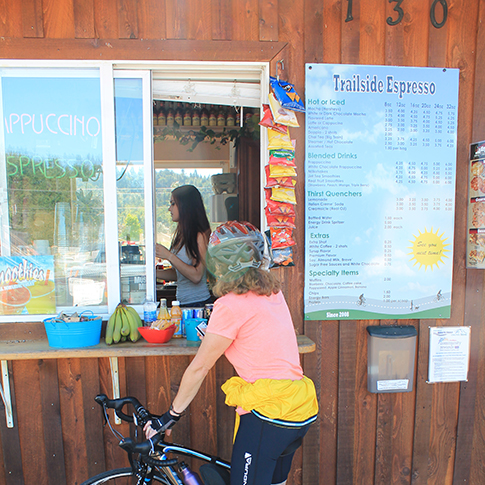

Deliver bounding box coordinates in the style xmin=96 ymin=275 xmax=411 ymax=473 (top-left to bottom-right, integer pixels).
xmin=222 ymin=376 xmax=319 ymax=439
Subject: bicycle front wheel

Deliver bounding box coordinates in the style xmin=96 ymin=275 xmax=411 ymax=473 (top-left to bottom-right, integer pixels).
xmin=80 ymin=467 xmax=171 ymax=485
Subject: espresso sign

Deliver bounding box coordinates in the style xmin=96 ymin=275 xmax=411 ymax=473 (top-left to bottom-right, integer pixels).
xmin=304 ymin=64 xmax=459 ymax=320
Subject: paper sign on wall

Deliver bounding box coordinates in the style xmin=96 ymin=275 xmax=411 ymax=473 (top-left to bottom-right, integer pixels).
xmin=428 ymin=326 xmax=470 ymax=383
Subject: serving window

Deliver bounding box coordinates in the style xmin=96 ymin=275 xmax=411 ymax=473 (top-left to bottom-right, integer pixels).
xmin=0 ymin=61 xmax=267 ymax=322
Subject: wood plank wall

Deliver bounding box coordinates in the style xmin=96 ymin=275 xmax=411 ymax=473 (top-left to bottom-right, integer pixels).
xmin=0 ymin=1 xmax=485 ymax=484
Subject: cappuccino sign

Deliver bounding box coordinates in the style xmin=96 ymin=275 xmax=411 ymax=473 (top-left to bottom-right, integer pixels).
xmin=2 ymin=72 xmax=103 ymax=180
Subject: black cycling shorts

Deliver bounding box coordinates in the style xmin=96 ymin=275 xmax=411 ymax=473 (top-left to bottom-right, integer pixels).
xmin=230 ymin=412 xmax=311 ymax=485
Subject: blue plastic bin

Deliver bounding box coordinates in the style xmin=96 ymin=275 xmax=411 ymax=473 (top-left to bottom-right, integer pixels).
xmin=43 ymin=315 xmax=102 ymax=348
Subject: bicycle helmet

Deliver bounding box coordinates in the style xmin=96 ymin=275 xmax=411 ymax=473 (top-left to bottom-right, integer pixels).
xmin=206 ymin=221 xmax=271 ymax=280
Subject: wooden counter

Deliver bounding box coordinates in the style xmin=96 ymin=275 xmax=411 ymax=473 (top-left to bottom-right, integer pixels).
xmin=0 ymin=334 xmax=316 ymax=360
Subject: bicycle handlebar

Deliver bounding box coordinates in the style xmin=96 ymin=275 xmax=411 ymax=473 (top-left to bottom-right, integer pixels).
xmin=94 ymin=393 xmax=177 ymax=463
xmin=95 ymin=394 xmax=150 ymax=424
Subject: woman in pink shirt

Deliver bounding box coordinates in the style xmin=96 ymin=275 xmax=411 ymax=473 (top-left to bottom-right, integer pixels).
xmin=145 ymin=221 xmax=318 ymax=485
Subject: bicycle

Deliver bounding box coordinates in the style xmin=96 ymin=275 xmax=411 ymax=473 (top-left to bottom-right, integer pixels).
xmin=81 ymin=394 xmax=231 ymax=485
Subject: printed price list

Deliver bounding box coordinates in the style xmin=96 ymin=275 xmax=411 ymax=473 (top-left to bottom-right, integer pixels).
xmin=384 ymin=101 xmax=457 ymax=152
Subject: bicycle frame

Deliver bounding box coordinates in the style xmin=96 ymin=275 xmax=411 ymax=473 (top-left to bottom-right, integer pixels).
xmin=89 ymin=393 xmax=230 ymax=485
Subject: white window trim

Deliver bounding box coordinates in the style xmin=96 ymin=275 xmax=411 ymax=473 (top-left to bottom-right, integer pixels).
xmin=100 ymin=64 xmax=120 ymax=315
xmin=113 ymin=70 xmax=156 ymax=306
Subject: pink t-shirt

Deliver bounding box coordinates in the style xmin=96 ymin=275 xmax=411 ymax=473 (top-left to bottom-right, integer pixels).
xmin=206 ymin=290 xmax=303 ymax=383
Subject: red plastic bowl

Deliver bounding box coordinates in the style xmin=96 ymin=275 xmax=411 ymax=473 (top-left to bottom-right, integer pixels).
xmin=138 ymin=325 xmax=176 ymax=343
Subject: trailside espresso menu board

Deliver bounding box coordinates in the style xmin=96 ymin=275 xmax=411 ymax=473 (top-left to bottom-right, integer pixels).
xmin=304 ymin=64 xmax=459 ymax=320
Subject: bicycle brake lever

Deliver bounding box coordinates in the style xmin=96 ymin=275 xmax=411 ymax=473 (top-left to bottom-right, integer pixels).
xmin=120 ymin=436 xmax=162 ymax=456
xmin=101 ymin=404 xmax=109 ymax=427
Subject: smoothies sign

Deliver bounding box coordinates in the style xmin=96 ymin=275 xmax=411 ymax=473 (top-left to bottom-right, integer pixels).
xmin=304 ymin=64 xmax=459 ymax=320
xmin=0 ymin=256 xmax=55 ymax=315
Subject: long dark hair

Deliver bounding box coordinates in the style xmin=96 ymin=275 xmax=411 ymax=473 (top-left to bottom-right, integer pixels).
xmin=170 ymin=185 xmax=210 ymax=265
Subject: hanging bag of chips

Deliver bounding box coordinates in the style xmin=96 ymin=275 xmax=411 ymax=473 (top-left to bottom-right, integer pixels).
xmin=270 ymin=76 xmax=305 ymax=112
xmin=268 ymin=93 xmax=300 ymax=127
xmin=259 ymin=104 xmax=288 ymax=134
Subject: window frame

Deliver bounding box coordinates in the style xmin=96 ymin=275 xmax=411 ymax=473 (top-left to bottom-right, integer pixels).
xmin=0 ymin=60 xmax=269 ymax=322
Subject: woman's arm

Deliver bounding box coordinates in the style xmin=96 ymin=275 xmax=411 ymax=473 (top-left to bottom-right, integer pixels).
xmin=171 ymin=332 xmax=232 ymax=413
xmin=144 ymin=332 xmax=232 ymax=438
xmin=156 ymin=267 xmax=177 ymax=282
xmin=156 ymin=232 xmax=209 ymax=284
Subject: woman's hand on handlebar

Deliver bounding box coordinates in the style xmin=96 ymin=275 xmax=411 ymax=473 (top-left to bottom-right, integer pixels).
xmin=144 ymin=409 xmax=181 ymax=439
xmin=144 ymin=420 xmax=162 ymax=439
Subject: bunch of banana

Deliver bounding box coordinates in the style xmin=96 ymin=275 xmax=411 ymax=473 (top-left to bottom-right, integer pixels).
xmin=105 ymin=303 xmax=143 ymax=345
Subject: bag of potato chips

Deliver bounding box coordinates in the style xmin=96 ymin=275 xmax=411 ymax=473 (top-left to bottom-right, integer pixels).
xmin=268 ymin=93 xmax=300 ymax=127
xmin=265 ymin=198 xmax=296 ymax=216
xmin=265 ymin=187 xmax=297 ymax=205
xmin=270 ymin=149 xmax=295 ymax=160
xmin=270 ymin=76 xmax=305 ymax=112
xmin=259 ymin=104 xmax=288 ymax=134
xmin=265 ymin=230 xmax=295 ymax=268
xmin=265 ymin=212 xmax=296 ymax=228
xmin=272 ymin=247 xmax=295 ymax=267
xmin=269 ymin=154 xmax=296 ymax=167
xmin=269 ymin=164 xmax=297 ymax=178
xmin=270 ymin=227 xmax=296 ymax=248
xmin=267 ymin=128 xmax=294 ymax=151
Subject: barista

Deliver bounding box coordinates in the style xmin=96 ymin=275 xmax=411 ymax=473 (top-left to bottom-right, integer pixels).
xmin=156 ymin=185 xmax=212 ymax=307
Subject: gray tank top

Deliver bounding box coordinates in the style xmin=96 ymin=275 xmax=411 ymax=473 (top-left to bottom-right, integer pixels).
xmin=173 ymin=245 xmax=211 ymax=305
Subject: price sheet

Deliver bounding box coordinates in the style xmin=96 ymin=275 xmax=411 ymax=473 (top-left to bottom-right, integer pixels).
xmin=304 ymin=64 xmax=459 ymax=320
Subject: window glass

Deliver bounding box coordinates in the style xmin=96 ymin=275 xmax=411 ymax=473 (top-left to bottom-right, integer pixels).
xmin=114 ymin=78 xmax=147 ymax=304
xmin=0 ymin=68 xmax=105 ymax=315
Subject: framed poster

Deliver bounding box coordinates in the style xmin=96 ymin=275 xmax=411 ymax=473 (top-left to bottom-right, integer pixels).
xmin=304 ymin=64 xmax=459 ymax=320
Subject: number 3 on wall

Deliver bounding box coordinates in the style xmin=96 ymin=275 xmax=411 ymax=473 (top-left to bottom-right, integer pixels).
xmin=345 ymin=0 xmax=448 ymax=29
xmin=387 ymin=0 xmax=404 ymax=26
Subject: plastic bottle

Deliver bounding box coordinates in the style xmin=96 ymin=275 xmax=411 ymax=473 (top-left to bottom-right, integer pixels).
xmin=143 ymin=299 xmax=158 ymax=327
xmin=179 ymin=462 xmax=204 ymax=485
xmin=156 ymin=298 xmax=170 ymax=328
xmin=171 ymin=300 xmax=183 ymax=338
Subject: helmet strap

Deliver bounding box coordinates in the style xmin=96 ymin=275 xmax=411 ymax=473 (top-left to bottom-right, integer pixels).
xmin=227 ymin=260 xmax=261 ymax=273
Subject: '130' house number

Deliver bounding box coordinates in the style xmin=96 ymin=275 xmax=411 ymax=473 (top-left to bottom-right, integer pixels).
xmin=346 ymin=0 xmax=448 ymax=29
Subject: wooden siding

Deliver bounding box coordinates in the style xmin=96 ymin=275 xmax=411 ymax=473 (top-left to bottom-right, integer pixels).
xmin=0 ymin=1 xmax=484 ymax=484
